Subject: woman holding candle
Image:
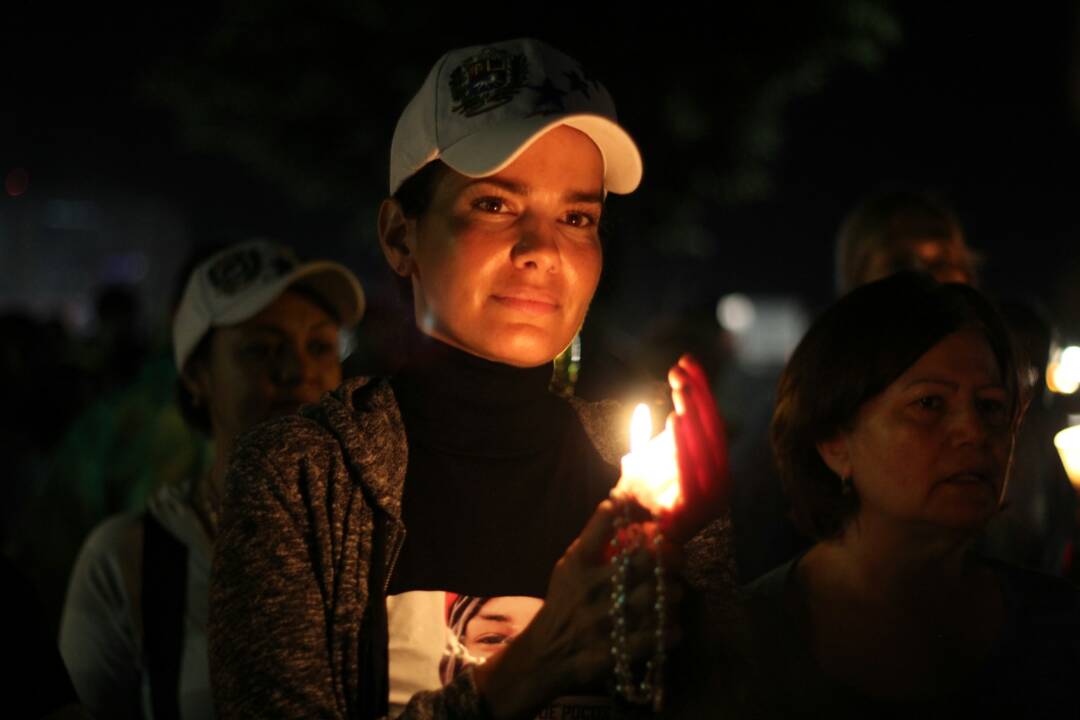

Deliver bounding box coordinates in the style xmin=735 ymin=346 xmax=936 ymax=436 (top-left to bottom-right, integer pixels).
xmin=740 ymin=272 xmax=1080 ymax=716
xmin=208 ymin=38 xmax=733 ymax=720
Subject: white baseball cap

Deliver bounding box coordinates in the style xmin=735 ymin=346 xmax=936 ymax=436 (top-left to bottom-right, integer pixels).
xmin=172 ymin=240 xmax=365 ymax=372
xmin=390 ymin=38 xmax=643 ymax=196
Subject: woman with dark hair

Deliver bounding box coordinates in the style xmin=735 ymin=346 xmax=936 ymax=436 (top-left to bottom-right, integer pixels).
xmin=208 ymin=38 xmax=732 ymax=720
xmin=59 ymin=240 xmax=364 ymax=719
xmin=740 ymin=272 xmax=1080 ymax=716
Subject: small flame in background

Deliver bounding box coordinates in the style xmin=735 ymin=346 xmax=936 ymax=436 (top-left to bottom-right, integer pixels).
xmin=1055 ymin=422 xmax=1080 ymax=489
xmin=1048 ymin=346 xmax=1080 ymax=395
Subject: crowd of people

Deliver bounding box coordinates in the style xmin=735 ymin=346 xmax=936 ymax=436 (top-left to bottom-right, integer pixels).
xmin=6 ymin=37 xmax=1080 ymax=719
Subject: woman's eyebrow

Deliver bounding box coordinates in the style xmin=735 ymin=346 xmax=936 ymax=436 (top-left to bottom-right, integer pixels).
xmin=462 ymin=177 xmax=527 ymax=196
xmin=246 ymin=324 xmax=287 ymax=336
xmin=902 ymin=377 xmax=1006 ymax=391
xmin=461 ymin=177 xmax=603 ymax=205
xmin=477 ymin=612 xmax=512 ymax=622
xmin=247 ymin=320 xmax=337 ymax=333
xmin=902 ymin=378 xmax=958 ymax=390
xmin=565 ymin=190 xmax=603 ymax=204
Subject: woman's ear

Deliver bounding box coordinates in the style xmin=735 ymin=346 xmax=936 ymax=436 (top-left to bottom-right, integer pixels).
xmin=181 ymin=357 xmax=211 ymax=409
xmin=377 ymin=198 xmax=417 ymax=278
xmin=816 ymin=433 xmax=853 ymax=480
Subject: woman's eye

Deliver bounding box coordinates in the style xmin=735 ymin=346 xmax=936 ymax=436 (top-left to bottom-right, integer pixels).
xmin=564 ymin=210 xmax=597 ymax=228
xmin=473 ymin=197 xmax=507 ymax=214
xmin=914 ymin=395 xmax=943 ymax=411
xmin=474 ymin=633 xmax=509 ymax=646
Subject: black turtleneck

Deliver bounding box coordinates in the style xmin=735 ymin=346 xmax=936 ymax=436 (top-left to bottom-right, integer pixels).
xmin=386 ymin=329 xmax=618 ymax=598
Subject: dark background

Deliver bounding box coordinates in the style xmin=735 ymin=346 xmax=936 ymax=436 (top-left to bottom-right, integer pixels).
xmin=5 ymin=1 xmax=1079 ymax=337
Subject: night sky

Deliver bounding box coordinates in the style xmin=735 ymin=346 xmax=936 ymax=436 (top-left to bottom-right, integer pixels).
xmin=3 ymin=3 xmax=1079 ymax=341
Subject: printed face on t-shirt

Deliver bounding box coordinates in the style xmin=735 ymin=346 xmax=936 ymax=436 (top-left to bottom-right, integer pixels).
xmin=459 ymin=595 xmax=543 ymax=662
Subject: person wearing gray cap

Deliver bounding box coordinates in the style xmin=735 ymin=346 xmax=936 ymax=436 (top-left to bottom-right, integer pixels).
xmin=208 ymin=39 xmax=733 ymax=720
xmin=59 ymin=240 xmax=364 ymax=720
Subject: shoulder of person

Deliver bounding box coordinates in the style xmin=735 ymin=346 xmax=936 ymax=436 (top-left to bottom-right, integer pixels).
xmin=62 ymin=513 xmax=145 ymax=647
xmin=986 ymin=557 xmax=1080 ymax=616
xmin=227 ymin=376 xmax=408 ymax=513
xmin=738 ymin=557 xmax=801 ymax=617
xmin=232 ymin=376 xmax=399 ymax=467
xmin=74 ymin=514 xmax=144 ymax=578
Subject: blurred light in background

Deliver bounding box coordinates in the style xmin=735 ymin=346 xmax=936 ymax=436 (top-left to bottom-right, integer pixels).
xmin=45 ymin=199 xmax=101 ymax=231
xmin=717 ymin=293 xmax=808 ymax=371
xmin=1054 ymin=416 xmax=1080 ymax=489
xmin=5 ymin=168 xmax=29 ymax=197
xmin=717 ymin=293 xmax=756 ymax=332
xmin=62 ymin=298 xmax=96 ymax=336
xmin=1047 ymin=345 xmax=1080 ymax=395
xmin=102 ymin=252 xmax=150 ymax=284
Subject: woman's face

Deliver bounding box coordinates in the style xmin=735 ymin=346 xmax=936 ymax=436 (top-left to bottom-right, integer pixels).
xmin=188 ymin=289 xmax=343 ymax=444
xmin=864 ymin=237 xmax=975 ymax=287
xmin=462 ymin=596 xmax=542 ymax=661
xmin=401 ymin=125 xmax=605 ymax=367
xmin=821 ymin=329 xmax=1013 ymax=532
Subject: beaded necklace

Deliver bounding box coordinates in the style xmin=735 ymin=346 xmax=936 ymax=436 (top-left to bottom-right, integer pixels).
xmin=608 ymin=503 xmax=666 ymax=713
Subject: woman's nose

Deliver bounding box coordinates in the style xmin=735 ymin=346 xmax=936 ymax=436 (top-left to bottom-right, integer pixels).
xmin=950 ymin=401 xmax=991 ymax=446
xmin=272 ymin=342 xmax=304 ymax=386
xmin=510 ymin=220 xmax=560 ymax=273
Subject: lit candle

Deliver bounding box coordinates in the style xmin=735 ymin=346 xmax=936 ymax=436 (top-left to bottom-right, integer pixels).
xmin=613 ymin=404 xmax=681 ymax=516
xmin=1054 ymin=424 xmax=1080 ymax=489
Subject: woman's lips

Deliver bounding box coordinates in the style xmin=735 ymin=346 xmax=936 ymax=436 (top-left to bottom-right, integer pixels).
xmin=491 ymin=293 xmax=560 ymax=315
xmin=940 ymin=471 xmax=997 ymax=492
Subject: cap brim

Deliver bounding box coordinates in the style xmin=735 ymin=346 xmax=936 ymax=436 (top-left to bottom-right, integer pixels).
xmin=439 ymin=114 xmax=643 ymax=195
xmin=216 ymin=260 xmax=366 ymax=329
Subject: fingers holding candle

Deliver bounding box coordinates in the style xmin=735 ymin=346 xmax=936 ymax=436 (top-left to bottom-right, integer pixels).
xmin=670 ymin=356 xmax=727 ymax=475
xmin=681 ymin=356 xmax=727 ymax=470
xmin=664 ymin=354 xmax=732 ymax=542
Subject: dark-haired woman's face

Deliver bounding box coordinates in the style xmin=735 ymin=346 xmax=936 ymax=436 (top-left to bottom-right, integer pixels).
xmin=402 ymin=125 xmax=604 ymax=367
xmin=819 ymin=329 xmax=1012 ymax=532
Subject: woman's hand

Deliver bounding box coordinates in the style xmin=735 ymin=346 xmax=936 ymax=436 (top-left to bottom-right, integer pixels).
xmin=661 ymin=354 xmax=731 ymax=545
xmin=473 ymin=499 xmax=682 ymax=719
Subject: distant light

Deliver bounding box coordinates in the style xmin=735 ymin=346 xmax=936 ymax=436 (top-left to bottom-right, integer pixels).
xmin=1047 ymin=345 xmax=1080 ymax=395
xmin=1054 ymin=424 xmax=1080 ymax=489
xmin=717 ymin=293 xmax=756 ymax=332
xmin=103 ymin=252 xmax=149 ymax=284
xmin=1063 ymin=346 xmax=1080 ymax=368
xmin=5 ymin=168 xmax=28 ymax=197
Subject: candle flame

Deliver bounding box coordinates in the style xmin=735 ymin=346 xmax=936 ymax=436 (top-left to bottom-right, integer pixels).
xmin=1054 ymin=424 xmax=1080 ymax=488
xmin=630 ymin=403 xmax=652 ymax=452
xmin=617 ymin=403 xmax=681 ymax=515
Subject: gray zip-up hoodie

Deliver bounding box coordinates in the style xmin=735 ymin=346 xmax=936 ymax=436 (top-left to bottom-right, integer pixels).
xmin=208 ymin=376 xmax=735 ymax=719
